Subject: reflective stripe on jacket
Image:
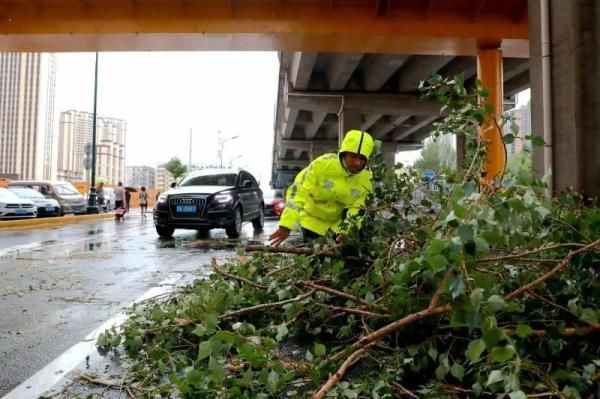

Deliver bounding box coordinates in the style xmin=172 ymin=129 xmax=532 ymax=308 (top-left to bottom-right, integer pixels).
xmin=279 ymin=153 xmax=372 ymax=236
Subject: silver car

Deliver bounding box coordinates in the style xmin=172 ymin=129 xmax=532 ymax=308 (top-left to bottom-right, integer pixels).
xmin=0 ymin=188 xmax=37 ymax=219
xmin=8 ymin=186 xmax=61 ymax=217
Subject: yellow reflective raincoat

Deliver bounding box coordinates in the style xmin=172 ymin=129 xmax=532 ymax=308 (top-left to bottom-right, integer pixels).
xmin=279 ymin=130 xmax=374 ymax=236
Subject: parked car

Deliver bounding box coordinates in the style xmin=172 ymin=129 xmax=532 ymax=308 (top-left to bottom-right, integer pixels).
xmin=153 ymin=168 xmax=264 ymax=238
xmin=9 ymin=180 xmax=87 ymax=215
xmin=102 ymin=187 xmax=116 ymax=211
xmin=0 ymin=188 xmax=37 ymax=219
xmin=7 ymin=186 xmax=61 ymax=217
xmin=263 ymin=188 xmax=285 ymax=217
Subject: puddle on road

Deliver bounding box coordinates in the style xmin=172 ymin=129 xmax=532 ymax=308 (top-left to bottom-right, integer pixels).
xmin=87 ymin=229 xmax=103 ymax=236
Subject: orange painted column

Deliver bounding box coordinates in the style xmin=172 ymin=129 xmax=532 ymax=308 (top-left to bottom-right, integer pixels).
xmin=477 ymin=45 xmax=506 ymax=184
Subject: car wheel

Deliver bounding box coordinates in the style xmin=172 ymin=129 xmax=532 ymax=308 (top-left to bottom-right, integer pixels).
xmin=225 ymin=207 xmax=242 ymax=238
xmin=252 ymin=205 xmax=264 ymax=231
xmin=156 ymin=225 xmax=175 ymax=238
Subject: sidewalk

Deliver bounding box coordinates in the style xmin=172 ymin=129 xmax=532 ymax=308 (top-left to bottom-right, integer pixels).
xmin=0 ymin=208 xmax=150 ymax=231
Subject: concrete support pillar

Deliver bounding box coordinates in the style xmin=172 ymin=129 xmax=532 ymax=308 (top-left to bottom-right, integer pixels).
xmin=380 ymin=142 xmax=398 ymax=167
xmin=529 ymin=0 xmax=600 ymax=197
xmin=338 ymin=107 xmax=362 ymax=146
xmin=477 ymin=44 xmax=506 ymax=183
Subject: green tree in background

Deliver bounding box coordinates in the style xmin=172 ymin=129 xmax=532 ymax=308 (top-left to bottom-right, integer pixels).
xmin=163 ymin=157 xmax=187 ymax=180
xmin=507 ymin=151 xmax=532 ymax=175
xmin=413 ymin=135 xmax=456 ymax=173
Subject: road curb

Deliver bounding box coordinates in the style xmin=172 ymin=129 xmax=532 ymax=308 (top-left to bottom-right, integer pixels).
xmin=0 ymin=212 xmax=116 ymax=231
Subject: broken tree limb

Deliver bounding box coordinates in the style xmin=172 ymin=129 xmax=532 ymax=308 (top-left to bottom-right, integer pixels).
xmin=300 ymin=280 xmax=369 ymax=307
xmin=220 ymin=289 xmax=316 ymax=320
xmin=505 ymin=239 xmax=600 ymax=301
xmin=211 ymin=258 xmax=267 ymax=290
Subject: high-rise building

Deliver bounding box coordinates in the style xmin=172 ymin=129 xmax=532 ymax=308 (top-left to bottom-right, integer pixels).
xmin=57 ymin=110 xmax=126 ymax=184
xmin=504 ymin=102 xmax=532 ymax=157
xmin=0 ymin=53 xmax=56 ymax=180
xmin=155 ymin=166 xmax=175 ymax=193
xmin=126 ymin=166 xmax=155 ymax=188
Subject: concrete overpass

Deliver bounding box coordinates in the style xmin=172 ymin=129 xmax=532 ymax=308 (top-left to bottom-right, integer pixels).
xmin=1 ymin=0 xmax=598 ymax=197
xmin=272 ymin=51 xmax=530 ymax=186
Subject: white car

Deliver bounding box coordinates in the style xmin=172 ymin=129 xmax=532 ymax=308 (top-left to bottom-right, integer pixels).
xmin=8 ymin=186 xmax=61 ymax=217
xmin=0 ymin=188 xmax=37 ymax=219
xmin=102 ymin=187 xmax=116 ymax=211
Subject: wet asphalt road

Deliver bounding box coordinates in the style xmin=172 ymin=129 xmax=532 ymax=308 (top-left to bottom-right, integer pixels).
xmin=0 ymin=212 xmax=280 ymax=397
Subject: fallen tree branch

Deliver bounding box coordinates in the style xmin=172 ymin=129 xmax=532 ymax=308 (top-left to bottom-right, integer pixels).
xmin=315 ymin=302 xmax=390 ymax=320
xmin=390 ymin=381 xmax=420 ymax=398
xmin=211 ymin=258 xmax=267 ymax=290
xmin=429 ymin=268 xmax=454 ymax=309
xmin=505 ymin=239 xmax=600 ymax=301
xmin=246 ymin=245 xmax=332 ymax=256
xmin=312 ymin=342 xmax=376 ymax=399
xmin=300 ymin=280 xmax=369 ymax=307
xmin=220 ymin=289 xmax=316 ymax=320
xmin=478 ymin=242 xmax=587 ymax=262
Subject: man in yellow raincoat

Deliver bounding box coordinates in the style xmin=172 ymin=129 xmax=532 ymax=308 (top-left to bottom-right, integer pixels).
xmin=269 ymin=129 xmax=375 ymax=246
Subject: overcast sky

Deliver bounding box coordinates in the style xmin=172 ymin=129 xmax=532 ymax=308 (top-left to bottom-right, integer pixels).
xmin=53 ymin=52 xmax=531 ymax=182
xmin=54 ymin=52 xmax=279 ymax=185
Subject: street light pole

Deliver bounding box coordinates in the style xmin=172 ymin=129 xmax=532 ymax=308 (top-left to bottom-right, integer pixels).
xmin=87 ymin=52 xmax=99 ymax=213
xmin=218 ymin=132 xmax=239 ymax=168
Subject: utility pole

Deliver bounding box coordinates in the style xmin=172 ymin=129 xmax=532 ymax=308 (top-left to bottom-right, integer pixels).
xmin=87 ymin=52 xmax=100 ymax=213
xmin=188 ymin=127 xmax=192 ymax=173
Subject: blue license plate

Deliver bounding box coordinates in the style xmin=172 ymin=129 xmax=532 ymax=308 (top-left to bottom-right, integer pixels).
xmin=46 ymin=206 xmax=55 ymax=212
xmin=15 ymin=209 xmax=27 ymax=214
xmin=176 ymin=205 xmax=196 ymax=213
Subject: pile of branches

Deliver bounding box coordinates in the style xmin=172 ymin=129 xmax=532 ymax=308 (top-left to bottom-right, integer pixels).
xmin=96 ymin=77 xmax=600 ymax=398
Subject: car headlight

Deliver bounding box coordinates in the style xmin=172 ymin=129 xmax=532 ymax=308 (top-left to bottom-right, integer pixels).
xmin=213 ymin=193 xmax=233 ymax=203
xmin=158 ymin=194 xmax=168 ymax=204
xmin=0 ymin=202 xmax=5 ymax=208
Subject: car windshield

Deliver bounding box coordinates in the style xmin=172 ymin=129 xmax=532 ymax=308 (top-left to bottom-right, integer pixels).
xmin=0 ymin=188 xmax=19 ymax=199
xmin=8 ymin=187 xmax=44 ymax=198
xmin=263 ymin=189 xmax=283 ymax=200
xmin=179 ymin=173 xmax=237 ymax=187
xmin=54 ymin=184 xmax=79 ymax=195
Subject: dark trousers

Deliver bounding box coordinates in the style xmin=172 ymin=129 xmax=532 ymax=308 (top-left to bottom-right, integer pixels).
xmin=301 ymin=227 xmax=323 ymax=244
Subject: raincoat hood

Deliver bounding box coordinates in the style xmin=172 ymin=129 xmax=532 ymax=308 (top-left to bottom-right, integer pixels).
xmin=339 ymin=130 xmax=375 ymax=160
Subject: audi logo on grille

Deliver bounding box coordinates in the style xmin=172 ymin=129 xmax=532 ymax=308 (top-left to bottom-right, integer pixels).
xmin=179 ymin=198 xmax=194 ymax=204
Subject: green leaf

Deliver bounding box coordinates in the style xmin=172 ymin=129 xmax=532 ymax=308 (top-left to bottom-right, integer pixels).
xmin=503 ymin=133 xmax=515 ymax=144
xmin=490 ymin=345 xmax=516 ymax=362
xmin=485 ymin=370 xmax=504 ymax=386
xmin=203 ymin=313 xmax=219 ymax=332
xmin=457 ymin=225 xmax=474 ymax=241
xmin=486 ymin=295 xmax=505 ymax=312
xmin=427 ymin=254 xmax=448 ymax=271
xmin=314 ymin=343 xmax=326 ymax=357
xmin=515 ymin=323 xmax=534 ymax=338
xmin=470 ymin=288 xmax=484 ymax=310
xmin=509 ymin=391 xmax=527 ymax=399
xmin=450 ymin=363 xmax=465 ymax=381
xmin=276 ymin=325 xmax=288 ymax=342
xmin=466 ymin=339 xmax=486 ymax=363
xmin=435 ymin=365 xmax=447 ymax=380
xmin=197 ymin=341 xmax=211 ymax=360
xmin=267 ymin=370 xmax=280 ymax=394
xmin=208 ymin=356 xmax=225 ymax=381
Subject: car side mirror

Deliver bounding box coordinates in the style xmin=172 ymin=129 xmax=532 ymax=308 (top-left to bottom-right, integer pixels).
xmin=242 ymin=180 xmax=252 ymax=188
xmin=170 ymin=182 xmax=177 ymax=188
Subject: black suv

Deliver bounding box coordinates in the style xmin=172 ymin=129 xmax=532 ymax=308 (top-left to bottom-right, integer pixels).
xmin=153 ymin=169 xmax=264 ymax=238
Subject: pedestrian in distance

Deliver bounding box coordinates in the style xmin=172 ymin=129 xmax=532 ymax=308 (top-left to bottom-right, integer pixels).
xmin=125 ymin=189 xmax=131 ymax=212
xmin=139 ymin=186 xmax=148 ymax=218
xmin=269 ymin=129 xmax=375 ymax=246
xmin=96 ymin=182 xmax=105 ymax=213
xmin=114 ymin=182 xmax=126 ymax=222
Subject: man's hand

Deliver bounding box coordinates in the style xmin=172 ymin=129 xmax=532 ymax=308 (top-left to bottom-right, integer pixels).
xmin=269 ymin=226 xmax=291 ymax=247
